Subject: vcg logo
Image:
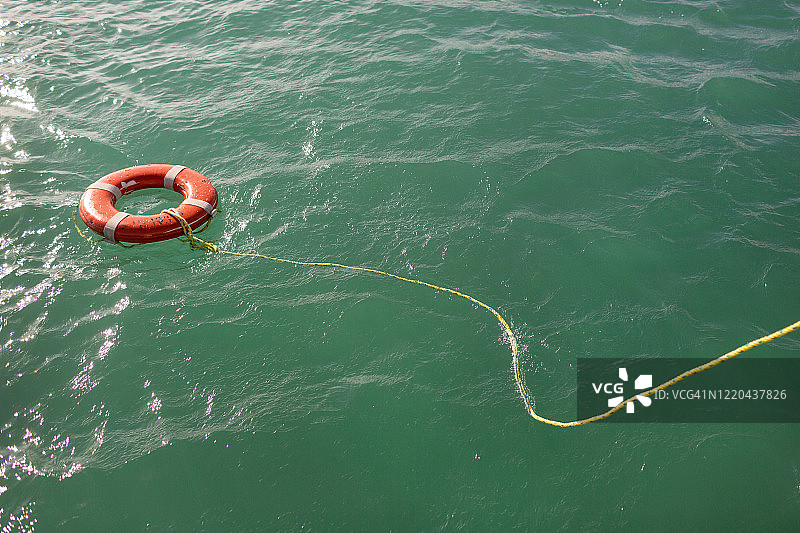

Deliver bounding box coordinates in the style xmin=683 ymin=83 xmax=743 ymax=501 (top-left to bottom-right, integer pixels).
xmin=591 ymin=367 xmax=653 ymax=413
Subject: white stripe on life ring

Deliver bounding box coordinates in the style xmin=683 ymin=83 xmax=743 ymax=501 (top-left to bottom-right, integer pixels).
xmin=181 ymin=198 xmax=217 ymax=217
xmin=164 ymin=165 xmax=186 ymax=191
xmin=103 ymin=212 xmax=130 ymax=242
xmin=87 ymin=181 xmax=122 ymax=200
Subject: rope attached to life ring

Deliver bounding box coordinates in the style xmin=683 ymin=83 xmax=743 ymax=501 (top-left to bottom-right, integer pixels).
xmin=76 ymin=207 xmax=800 ymax=426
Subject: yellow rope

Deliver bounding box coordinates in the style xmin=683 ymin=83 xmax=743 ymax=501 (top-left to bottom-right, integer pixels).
xmin=161 ymin=208 xmax=220 ymax=252
xmin=79 ymin=208 xmax=800 ymax=426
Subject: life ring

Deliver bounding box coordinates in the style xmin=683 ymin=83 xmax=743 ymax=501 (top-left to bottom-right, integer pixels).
xmin=79 ymin=164 xmax=218 ymax=244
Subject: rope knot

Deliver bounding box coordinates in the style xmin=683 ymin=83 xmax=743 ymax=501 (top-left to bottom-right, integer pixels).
xmin=162 ymin=208 xmax=219 ymax=253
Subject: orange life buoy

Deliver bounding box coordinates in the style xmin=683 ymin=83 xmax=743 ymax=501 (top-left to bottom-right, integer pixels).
xmin=79 ymin=164 xmax=218 ymax=244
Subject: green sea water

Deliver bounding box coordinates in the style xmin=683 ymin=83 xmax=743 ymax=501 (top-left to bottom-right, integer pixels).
xmin=2 ymin=0 xmax=800 ymax=530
